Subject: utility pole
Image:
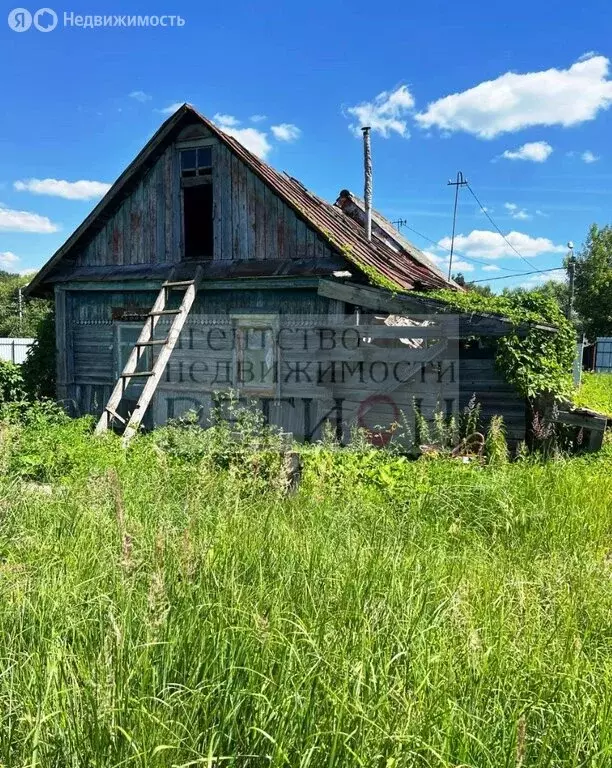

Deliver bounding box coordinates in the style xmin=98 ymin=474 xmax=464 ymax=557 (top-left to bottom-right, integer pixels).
xmin=18 ymin=286 xmax=23 ymax=335
xmin=567 ymin=241 xmax=576 ymax=321
xmin=566 ymin=241 xmax=583 ymax=386
xmin=447 ymin=171 xmax=468 ymax=280
xmin=392 ymin=218 xmax=407 ymax=232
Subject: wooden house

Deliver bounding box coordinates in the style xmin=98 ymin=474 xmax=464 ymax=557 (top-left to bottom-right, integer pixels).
xmin=26 ymin=104 xmax=536 ymax=445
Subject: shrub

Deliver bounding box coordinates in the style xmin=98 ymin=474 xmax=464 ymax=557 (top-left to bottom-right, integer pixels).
xmin=0 ymin=361 xmax=25 ymax=403
xmin=428 ymin=289 xmax=577 ymax=400
xmin=21 ymin=308 xmax=55 ymax=399
xmin=152 ymin=394 xmax=287 ymax=486
xmin=7 ymin=415 xmax=117 ymax=483
xmin=0 ymin=398 xmax=70 ymax=427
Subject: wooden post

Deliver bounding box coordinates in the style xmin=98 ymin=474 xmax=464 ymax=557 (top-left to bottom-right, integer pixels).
xmin=54 ymin=287 xmax=69 ymax=401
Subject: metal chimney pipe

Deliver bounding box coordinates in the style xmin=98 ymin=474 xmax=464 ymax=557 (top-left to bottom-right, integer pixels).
xmin=361 ymin=126 xmax=372 ymax=241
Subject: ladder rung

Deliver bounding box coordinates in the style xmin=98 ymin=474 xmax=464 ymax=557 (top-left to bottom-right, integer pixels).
xmin=96 ymin=264 xmax=204 ymax=444
xmin=105 ymin=407 xmax=126 ymax=425
xmin=149 ymin=309 xmax=181 ymax=316
xmin=136 ymin=339 xmax=168 ymax=347
xmin=163 ymin=280 xmax=195 ymax=288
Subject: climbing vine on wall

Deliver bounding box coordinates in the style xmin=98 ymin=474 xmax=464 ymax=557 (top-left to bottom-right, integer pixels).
xmin=427 ymin=289 xmax=576 ymax=401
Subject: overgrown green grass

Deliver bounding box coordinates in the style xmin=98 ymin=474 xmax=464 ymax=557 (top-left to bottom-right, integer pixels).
xmin=0 ymin=417 xmax=610 ymax=766
xmin=575 ymin=372 xmax=612 ymax=418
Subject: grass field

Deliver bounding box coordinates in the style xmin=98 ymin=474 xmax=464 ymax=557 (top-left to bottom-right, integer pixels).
xmin=575 ymin=372 xmax=612 ymax=418
xmin=0 ymin=415 xmax=610 ymax=766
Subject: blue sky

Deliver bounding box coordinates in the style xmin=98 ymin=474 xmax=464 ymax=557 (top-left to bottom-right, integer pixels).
xmin=2 ymin=0 xmax=612 ymax=290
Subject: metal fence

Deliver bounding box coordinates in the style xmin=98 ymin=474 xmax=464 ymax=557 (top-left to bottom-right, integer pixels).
xmin=0 ymin=338 xmax=34 ymax=365
xmin=595 ymin=338 xmax=612 ymax=373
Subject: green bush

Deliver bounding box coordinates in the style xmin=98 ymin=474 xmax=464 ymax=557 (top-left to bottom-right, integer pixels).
xmin=21 ymin=307 xmax=56 ymax=399
xmin=152 ymin=395 xmax=287 ymax=486
xmin=0 ymin=398 xmax=70 ymax=427
xmin=7 ymin=416 xmax=118 ymax=483
xmin=0 ymin=360 xmax=25 ymax=403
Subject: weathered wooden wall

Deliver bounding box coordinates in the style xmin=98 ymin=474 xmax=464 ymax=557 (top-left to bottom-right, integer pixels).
xmin=458 ymin=352 xmax=526 ymax=444
xmin=58 ymin=287 xmax=526 ymax=444
xmin=73 ymin=139 xmax=335 ymax=268
xmin=74 ymin=145 xmax=180 ymax=268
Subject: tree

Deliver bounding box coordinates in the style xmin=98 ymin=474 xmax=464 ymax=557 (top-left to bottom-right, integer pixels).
xmin=503 ymin=279 xmax=570 ymax=317
xmin=467 ymin=282 xmax=494 ymax=298
xmin=453 ymin=273 xmax=494 ymax=297
xmin=574 ymin=224 xmax=612 ymax=339
xmin=0 ymin=271 xmax=51 ymax=337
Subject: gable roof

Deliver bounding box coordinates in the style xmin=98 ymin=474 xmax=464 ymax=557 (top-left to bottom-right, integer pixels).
xmin=26 ymin=104 xmax=458 ymax=296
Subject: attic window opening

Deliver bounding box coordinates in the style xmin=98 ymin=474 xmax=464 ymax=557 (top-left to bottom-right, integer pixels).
xmin=181 ymin=147 xmax=212 ymax=179
xmin=183 ymin=184 xmax=213 ymax=259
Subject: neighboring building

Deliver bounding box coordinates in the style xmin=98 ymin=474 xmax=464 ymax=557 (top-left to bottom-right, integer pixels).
xmin=595 ymin=338 xmax=612 ymax=373
xmin=27 ymin=104 xmax=535 ymax=444
xmin=0 ymin=338 xmax=34 ymax=365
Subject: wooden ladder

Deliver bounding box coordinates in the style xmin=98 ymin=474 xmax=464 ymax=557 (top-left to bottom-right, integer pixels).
xmin=95 ymin=266 xmax=203 ymax=444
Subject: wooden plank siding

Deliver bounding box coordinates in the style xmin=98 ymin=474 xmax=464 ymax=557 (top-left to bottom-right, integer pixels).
xmin=73 ymin=139 xmax=337 ymax=269
xmin=64 ymin=287 xmax=527 ymax=444
xmin=74 ymin=144 xmax=332 ymax=268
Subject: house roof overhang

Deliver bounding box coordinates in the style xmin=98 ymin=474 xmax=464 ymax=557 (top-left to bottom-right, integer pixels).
xmin=318 ymin=279 xmax=559 ymax=337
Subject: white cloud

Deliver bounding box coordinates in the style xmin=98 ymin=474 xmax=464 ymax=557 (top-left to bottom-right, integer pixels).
xmin=221 ymin=127 xmax=271 ymax=159
xmin=415 ymin=54 xmax=612 ymax=138
xmin=158 ymin=102 xmax=185 ymax=115
xmin=0 ymin=251 xmax=19 ymax=269
xmin=0 ymin=205 xmax=59 ymax=233
xmin=129 ymin=90 xmax=151 ymax=103
xmin=347 ymin=85 xmax=415 ymax=138
xmin=501 ymin=141 xmax=553 ymax=163
xmin=504 ymin=202 xmax=531 ymax=220
xmin=250 ymin=114 xmax=267 ymax=123
xmin=520 ymin=270 xmax=566 ymax=289
xmin=14 ymin=178 xmax=111 ymax=201
xmin=271 ymin=123 xmax=301 ymax=142
xmin=213 ymin=113 xmax=240 ymax=127
xmin=581 ymin=150 xmax=599 ymax=163
xmin=438 ymin=229 xmax=566 ymax=260
xmin=482 ymin=264 xmax=501 ymax=272
xmin=423 ymin=250 xmax=474 ymax=273
xmin=448 ymin=259 xmax=475 ymax=273
xmin=213 ymin=113 xmax=272 ymax=158
xmin=213 ymin=114 xmax=300 ymax=158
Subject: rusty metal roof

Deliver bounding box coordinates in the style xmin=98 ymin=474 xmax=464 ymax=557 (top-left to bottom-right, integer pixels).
xmin=214 ymin=117 xmax=455 ymax=291
xmin=27 ymin=104 xmax=457 ymax=296
xmin=335 ymin=190 xmax=459 ymax=288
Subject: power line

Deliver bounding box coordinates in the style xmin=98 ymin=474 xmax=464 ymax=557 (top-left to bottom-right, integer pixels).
xmin=399 ymin=221 xmax=518 ymax=272
xmin=395 ymin=192 xmax=563 ymax=278
xmin=470 ymin=266 xmax=566 ymax=283
xmin=465 ymin=182 xmax=549 ymax=274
